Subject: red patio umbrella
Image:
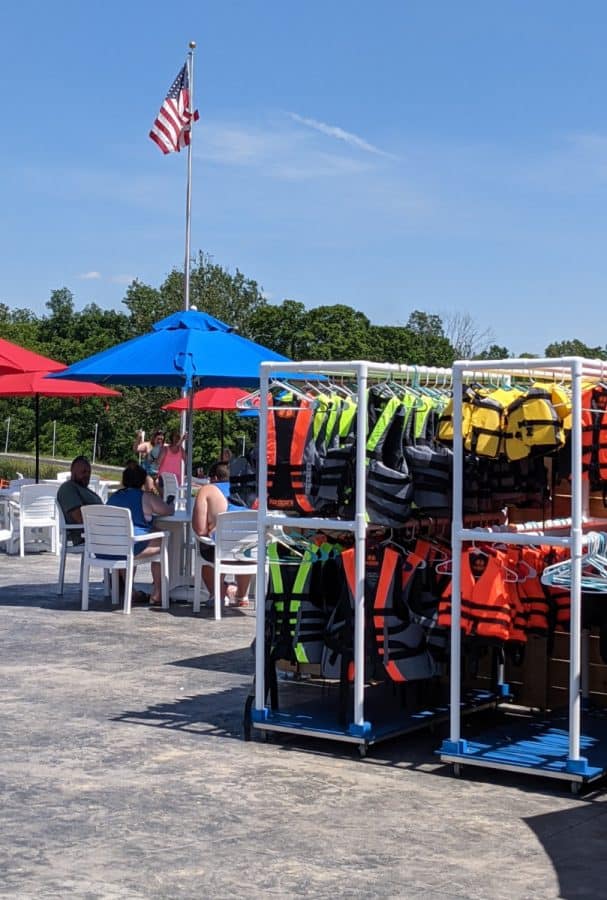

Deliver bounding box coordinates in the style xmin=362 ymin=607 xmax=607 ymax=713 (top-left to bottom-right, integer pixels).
xmin=0 ymin=337 xmax=65 ymax=376
xmin=163 ymin=387 xmax=249 ymax=412
xmin=0 ymin=369 xmax=120 ymax=482
xmin=162 ymin=387 xmax=250 ymax=457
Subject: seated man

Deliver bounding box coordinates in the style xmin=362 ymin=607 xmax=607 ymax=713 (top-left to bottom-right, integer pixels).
xmin=192 ymin=461 xmax=250 ymax=608
xmin=57 ymin=456 xmax=103 ymax=543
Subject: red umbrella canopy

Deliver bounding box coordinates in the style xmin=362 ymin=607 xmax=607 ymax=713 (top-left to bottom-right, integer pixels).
xmin=163 ymin=386 xmax=249 ymax=412
xmin=0 ymin=368 xmax=120 ymax=482
xmin=0 ymin=337 xmax=65 ymax=376
xmin=0 ymin=371 xmax=120 ymax=397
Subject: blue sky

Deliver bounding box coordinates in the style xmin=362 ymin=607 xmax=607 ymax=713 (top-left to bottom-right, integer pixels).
xmin=3 ymin=1 xmax=607 ymax=356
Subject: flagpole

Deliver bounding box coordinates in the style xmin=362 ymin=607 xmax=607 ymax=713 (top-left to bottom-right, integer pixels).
xmin=181 ymin=43 xmax=197 ymax=600
xmin=181 ymin=42 xmax=196 ymax=499
xmin=183 ymin=40 xmax=196 ymax=313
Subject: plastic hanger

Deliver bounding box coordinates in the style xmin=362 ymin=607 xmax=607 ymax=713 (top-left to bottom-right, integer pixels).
xmin=541 ymin=532 xmax=607 ymax=592
xmin=379 ymin=532 xmax=427 ymax=568
xmin=434 ymin=557 xmax=453 ymax=575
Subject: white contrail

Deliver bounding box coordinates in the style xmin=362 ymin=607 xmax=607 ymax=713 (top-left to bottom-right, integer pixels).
xmin=289 ymin=112 xmax=395 ymax=158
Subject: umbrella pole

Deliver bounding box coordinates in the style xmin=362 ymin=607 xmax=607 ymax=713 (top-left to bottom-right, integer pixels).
xmin=220 ymin=410 xmax=225 ymax=456
xmin=35 ymin=393 xmax=40 ymax=483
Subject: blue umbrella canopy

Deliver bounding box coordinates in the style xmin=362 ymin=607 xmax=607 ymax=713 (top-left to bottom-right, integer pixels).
xmin=49 ymin=309 xmax=290 ymax=389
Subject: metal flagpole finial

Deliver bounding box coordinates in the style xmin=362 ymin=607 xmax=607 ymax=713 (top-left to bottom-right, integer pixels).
xmin=189 ymin=40 xmax=196 ymax=49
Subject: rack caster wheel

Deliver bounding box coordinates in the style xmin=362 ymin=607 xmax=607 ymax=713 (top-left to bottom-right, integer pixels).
xmin=571 ymin=782 xmax=581 ymax=796
xmin=242 ymin=695 xmax=253 ymax=741
xmin=357 ymin=742 xmax=368 ymax=759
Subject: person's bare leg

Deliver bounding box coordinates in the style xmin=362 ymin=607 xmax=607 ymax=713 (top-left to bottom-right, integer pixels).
xmin=234 ymin=574 xmax=251 ymax=606
xmin=149 ymin=560 xmax=161 ymax=604
xmin=198 ymin=564 xmax=215 ymax=604
xmin=134 ymin=541 xmax=161 ymax=603
xmin=118 ymin=566 xmax=142 ymax=601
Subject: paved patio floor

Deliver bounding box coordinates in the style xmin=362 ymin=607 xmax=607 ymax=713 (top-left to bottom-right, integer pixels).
xmin=1 ymin=550 xmax=607 ymax=899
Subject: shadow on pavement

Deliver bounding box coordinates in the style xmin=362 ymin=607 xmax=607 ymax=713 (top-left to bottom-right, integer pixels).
xmin=112 ymin=683 xmax=250 ymax=741
xmin=170 ymin=646 xmax=254 ymax=676
xmin=525 ymin=798 xmax=607 ymax=899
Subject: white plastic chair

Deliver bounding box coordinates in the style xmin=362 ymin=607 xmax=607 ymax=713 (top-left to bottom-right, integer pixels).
xmin=193 ymin=510 xmax=261 ymax=620
xmin=9 ymin=477 xmax=35 ymax=491
xmin=17 ymin=483 xmax=60 ymax=557
xmin=55 ymin=471 xmax=71 ymax=483
xmin=81 ymin=505 xmax=169 ymax=614
xmin=0 ymin=501 xmax=15 ymax=548
xmin=56 ymin=503 xmax=86 ymax=595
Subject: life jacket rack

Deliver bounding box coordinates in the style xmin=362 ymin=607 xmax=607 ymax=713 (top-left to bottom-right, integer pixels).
xmin=440 ymin=354 xmax=607 ymax=790
xmin=248 ymin=360 xmax=506 ymax=753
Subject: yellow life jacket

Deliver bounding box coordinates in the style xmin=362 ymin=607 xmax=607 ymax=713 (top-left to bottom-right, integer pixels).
xmin=437 ymin=389 xmax=475 ymax=445
xmin=464 ymin=386 xmax=522 ymax=459
xmin=536 ymin=382 xmax=572 ymax=430
xmin=503 ymin=387 xmax=565 ymax=460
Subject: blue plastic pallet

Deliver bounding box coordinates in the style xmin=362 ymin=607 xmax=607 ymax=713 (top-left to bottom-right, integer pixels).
xmin=440 ymin=708 xmax=607 ymax=784
xmin=251 ymin=687 xmax=496 ymax=749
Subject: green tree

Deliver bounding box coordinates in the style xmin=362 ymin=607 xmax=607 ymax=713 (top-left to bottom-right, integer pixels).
xmin=475 ymin=344 xmax=511 ymax=360
xmin=367 ymin=325 xmax=419 ymax=364
xmin=403 ymin=311 xmax=455 ymax=365
xmin=123 ymin=252 xmax=268 ymax=337
xmin=545 ymin=339 xmax=607 ymax=360
xmin=302 ymin=305 xmax=372 ymax=360
xmin=249 ymin=300 xmax=312 ymax=359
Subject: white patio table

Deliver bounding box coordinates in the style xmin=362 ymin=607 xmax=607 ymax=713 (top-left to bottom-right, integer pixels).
xmin=153 ymin=510 xmax=194 ymax=601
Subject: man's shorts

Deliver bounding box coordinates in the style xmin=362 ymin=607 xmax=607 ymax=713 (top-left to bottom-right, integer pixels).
xmin=199 ymin=541 xmax=215 ymax=564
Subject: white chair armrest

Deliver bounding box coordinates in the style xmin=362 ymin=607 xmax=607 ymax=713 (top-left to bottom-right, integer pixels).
xmin=138 ymin=530 xmax=168 ymax=542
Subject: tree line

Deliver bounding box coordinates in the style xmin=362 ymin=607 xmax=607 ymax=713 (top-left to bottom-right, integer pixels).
xmin=1 ymin=251 xmax=605 ymax=471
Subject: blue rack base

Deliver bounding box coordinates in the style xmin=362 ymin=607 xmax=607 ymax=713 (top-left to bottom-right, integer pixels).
xmin=439 ymin=708 xmax=607 ymax=784
xmin=250 ymin=685 xmax=497 ymax=749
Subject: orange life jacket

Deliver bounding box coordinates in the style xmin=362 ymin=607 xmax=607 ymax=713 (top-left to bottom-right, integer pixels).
xmin=581 ymin=385 xmax=607 ymax=489
xmin=517 ymin=546 xmax=550 ymax=635
xmin=439 ymin=548 xmax=512 ymax=642
xmin=504 ymin=549 xmax=528 ymax=644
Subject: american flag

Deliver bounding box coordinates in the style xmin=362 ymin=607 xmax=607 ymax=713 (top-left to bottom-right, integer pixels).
xmin=150 ymin=63 xmax=199 ymax=155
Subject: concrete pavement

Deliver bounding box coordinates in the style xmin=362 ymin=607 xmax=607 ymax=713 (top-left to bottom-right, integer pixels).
xmin=1 ymin=550 xmax=606 ymax=899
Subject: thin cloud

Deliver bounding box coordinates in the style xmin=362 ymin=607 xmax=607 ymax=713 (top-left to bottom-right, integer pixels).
xmin=288 ymin=112 xmax=396 ymax=159
xmin=79 ymin=271 xmax=101 ymax=280
xmin=197 ymin=121 xmax=373 ymax=180
xmin=110 ymin=274 xmax=134 ymax=285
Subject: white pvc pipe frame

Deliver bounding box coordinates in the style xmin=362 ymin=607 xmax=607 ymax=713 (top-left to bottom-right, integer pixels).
xmin=254 ymin=360 xmax=452 ymax=736
xmin=253 ymin=355 xmax=607 ymax=755
xmin=449 ymin=355 xmax=607 ymax=769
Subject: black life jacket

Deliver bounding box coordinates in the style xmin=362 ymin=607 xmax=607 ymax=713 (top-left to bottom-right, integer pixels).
xmin=365 ymin=387 xmax=413 ymax=527
xmin=316 ymin=395 xmax=357 ymax=516
xmin=229 ymin=450 xmax=258 ymax=508
xmin=370 ymin=546 xmax=441 ymax=682
xmin=265 ymin=541 xmax=325 ymax=664
xmin=404 ymin=442 xmax=453 ymax=515
xmin=406 ymin=539 xmax=450 ymax=661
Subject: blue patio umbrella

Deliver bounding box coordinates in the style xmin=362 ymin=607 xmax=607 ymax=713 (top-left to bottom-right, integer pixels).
xmin=49 ymin=308 xmax=291 ymax=529
xmin=49 ymin=308 xmax=289 ymax=390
